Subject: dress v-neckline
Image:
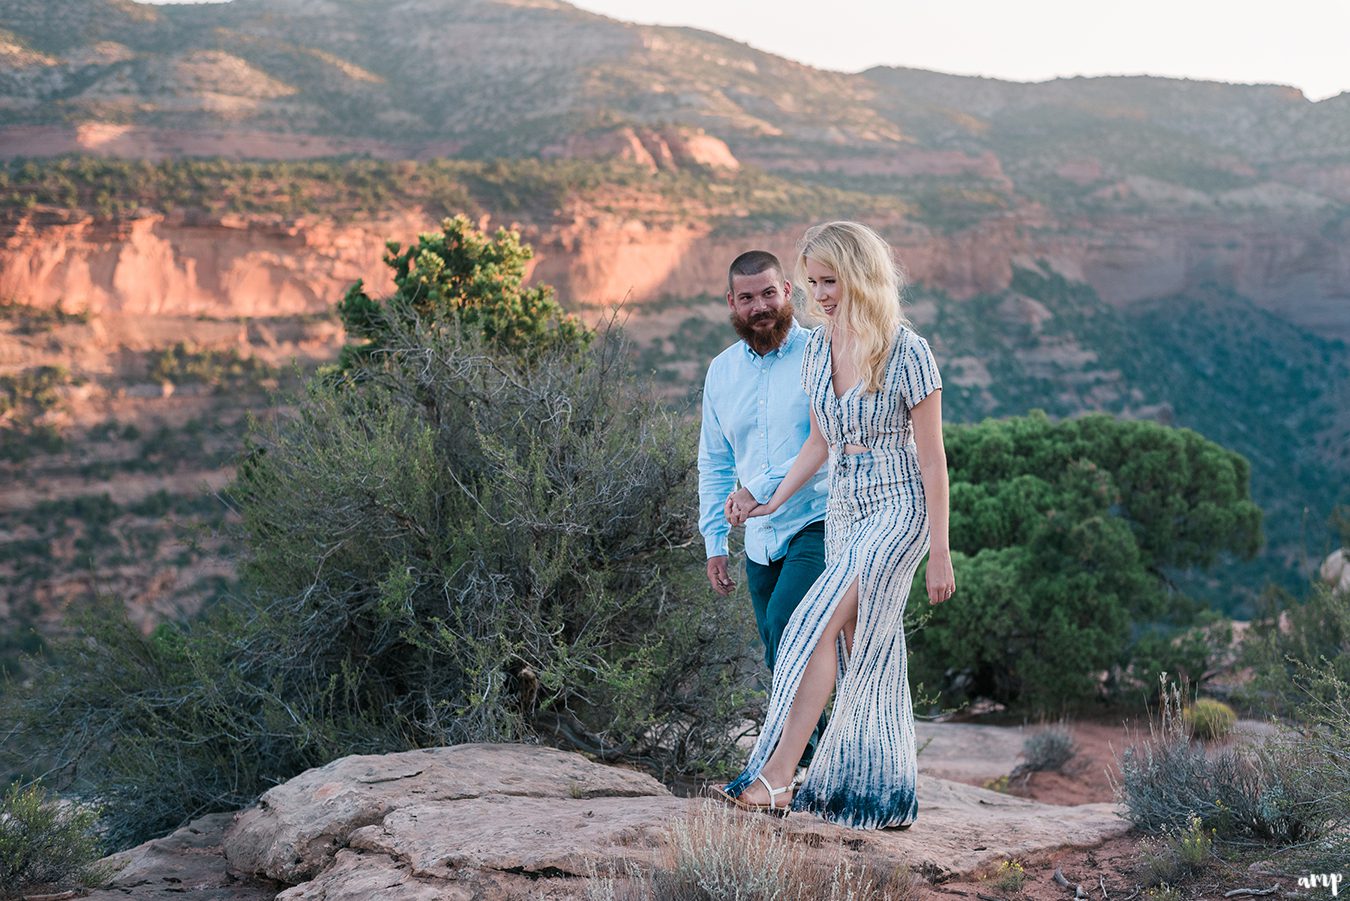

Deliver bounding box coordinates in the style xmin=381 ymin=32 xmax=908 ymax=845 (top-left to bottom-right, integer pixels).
xmin=825 ymin=338 xmax=862 ymax=401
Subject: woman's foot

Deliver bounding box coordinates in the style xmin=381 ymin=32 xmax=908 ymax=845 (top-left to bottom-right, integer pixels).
xmin=736 ymin=771 xmax=795 ymax=812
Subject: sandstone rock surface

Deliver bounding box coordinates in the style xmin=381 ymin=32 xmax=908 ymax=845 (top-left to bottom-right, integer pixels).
xmin=1322 ymin=548 xmax=1349 ymax=594
xmin=224 ymin=743 xmax=666 ymax=885
xmin=913 ymin=720 xmax=1029 ymax=785
xmin=90 ymin=813 xmax=278 ymax=900
xmin=217 ymin=741 xmax=1131 ymax=900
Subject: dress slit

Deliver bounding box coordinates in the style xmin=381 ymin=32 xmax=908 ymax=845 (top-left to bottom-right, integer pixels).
xmin=723 ymin=324 xmax=940 ymax=829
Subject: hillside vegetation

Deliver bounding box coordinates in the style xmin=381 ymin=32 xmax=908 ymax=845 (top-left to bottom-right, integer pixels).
xmin=2 ymin=0 xmax=1348 ymax=194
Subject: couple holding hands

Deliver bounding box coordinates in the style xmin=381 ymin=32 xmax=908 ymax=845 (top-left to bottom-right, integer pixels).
xmin=698 ymin=220 xmax=955 ymax=830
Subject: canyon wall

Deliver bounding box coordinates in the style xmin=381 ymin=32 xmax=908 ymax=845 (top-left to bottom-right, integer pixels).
xmin=4 ymin=207 xmax=1348 ymax=342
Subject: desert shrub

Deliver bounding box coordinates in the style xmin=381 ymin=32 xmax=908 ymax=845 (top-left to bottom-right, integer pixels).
xmin=2 ymin=294 xmax=756 ymax=849
xmin=1262 ymin=659 xmax=1350 ymax=872
xmin=230 ymin=313 xmax=753 ymax=766
xmin=0 ymin=423 xmax=65 ymax=462
xmin=1183 ymin=698 xmax=1236 ymax=741
xmin=1239 ymin=579 xmax=1350 ymax=717
xmin=1112 ymin=677 xmax=1331 ymax=848
xmin=0 ymin=365 xmax=73 ymax=418
xmin=0 ymin=297 xmax=88 ymax=334
xmin=585 ymin=800 xmax=917 ymax=901
xmin=1231 ymin=572 xmax=1350 ymax=870
xmin=1023 ymin=722 xmax=1076 ymax=772
xmin=910 ymin=412 xmax=1262 ymax=710
xmin=0 ymin=781 xmax=109 ymax=897
xmin=148 ymin=343 xmax=276 ymax=390
xmin=0 ymin=601 xmax=304 ymax=848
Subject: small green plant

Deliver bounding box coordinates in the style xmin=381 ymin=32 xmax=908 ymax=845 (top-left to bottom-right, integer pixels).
xmin=1183 ymin=698 xmax=1236 ymax=741
xmin=1023 ymin=722 xmax=1076 ymax=771
xmin=987 ymin=858 xmax=1027 ymax=892
xmin=982 ymin=774 xmax=1011 ymax=793
xmin=1173 ymin=814 xmax=1214 ymax=868
xmin=0 ymin=781 xmax=110 ymax=897
xmin=1142 ymin=885 xmax=1183 ymax=901
xmin=1137 ymin=814 xmax=1214 ymax=886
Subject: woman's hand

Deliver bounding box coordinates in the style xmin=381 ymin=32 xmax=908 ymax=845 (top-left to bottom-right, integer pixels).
xmin=724 ymin=487 xmax=758 ymax=527
xmin=744 ymin=502 xmax=774 ymax=520
xmin=926 ymin=549 xmax=955 ymax=605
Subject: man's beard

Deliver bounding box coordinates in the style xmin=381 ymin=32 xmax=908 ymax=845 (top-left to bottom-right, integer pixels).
xmin=732 ymin=300 xmax=795 ymax=356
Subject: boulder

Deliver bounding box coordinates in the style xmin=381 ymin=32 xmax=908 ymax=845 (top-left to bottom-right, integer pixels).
xmin=221 ymin=742 xmax=1132 ymax=899
xmin=1322 ymin=548 xmax=1348 ymax=594
xmin=224 ymin=742 xmax=666 ymax=884
xmin=89 ymin=812 xmax=278 ymax=900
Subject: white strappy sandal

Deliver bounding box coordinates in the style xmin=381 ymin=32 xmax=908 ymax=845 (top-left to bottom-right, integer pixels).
xmin=709 ymin=773 xmax=794 ymax=817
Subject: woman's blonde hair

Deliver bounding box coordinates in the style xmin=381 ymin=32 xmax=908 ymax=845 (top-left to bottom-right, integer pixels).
xmin=796 ymin=220 xmax=912 ymax=393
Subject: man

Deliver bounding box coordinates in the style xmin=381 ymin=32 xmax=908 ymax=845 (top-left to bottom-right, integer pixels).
xmin=698 ymin=249 xmax=829 ymax=766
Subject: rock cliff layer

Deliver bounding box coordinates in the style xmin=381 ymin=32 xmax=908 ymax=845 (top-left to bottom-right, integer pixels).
xmin=4 ymin=205 xmax=1348 ymax=343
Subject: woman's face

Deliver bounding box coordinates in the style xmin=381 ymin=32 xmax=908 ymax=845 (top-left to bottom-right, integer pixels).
xmin=805 ymin=257 xmax=841 ymax=319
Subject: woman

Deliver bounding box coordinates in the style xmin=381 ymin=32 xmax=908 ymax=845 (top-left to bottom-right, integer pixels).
xmin=717 ymin=220 xmax=955 ymax=829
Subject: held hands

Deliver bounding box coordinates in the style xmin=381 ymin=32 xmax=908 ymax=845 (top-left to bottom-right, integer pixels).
xmin=926 ymin=549 xmax=956 ymax=605
xmin=724 ymin=487 xmax=773 ymax=527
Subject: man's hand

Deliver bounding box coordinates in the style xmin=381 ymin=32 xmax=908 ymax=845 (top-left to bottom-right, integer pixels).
xmin=724 ymin=487 xmax=758 ymax=528
xmin=707 ymin=555 xmax=735 ymax=596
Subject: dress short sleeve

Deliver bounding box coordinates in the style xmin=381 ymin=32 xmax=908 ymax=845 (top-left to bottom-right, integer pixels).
xmin=801 ymin=327 xmax=824 ymax=393
xmin=898 ymin=330 xmax=942 ymax=410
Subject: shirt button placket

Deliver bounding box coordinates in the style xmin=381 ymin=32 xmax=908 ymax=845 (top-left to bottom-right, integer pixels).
xmin=759 ymin=363 xmax=767 ymax=451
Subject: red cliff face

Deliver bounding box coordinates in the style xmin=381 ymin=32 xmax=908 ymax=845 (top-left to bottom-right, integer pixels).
xmin=2 ymin=204 xmax=1347 ymax=342
xmin=0 ymin=208 xmax=430 ymax=318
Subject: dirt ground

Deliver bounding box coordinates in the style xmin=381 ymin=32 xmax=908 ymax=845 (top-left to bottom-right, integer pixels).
xmin=917 ymin=708 xmax=1310 ymax=901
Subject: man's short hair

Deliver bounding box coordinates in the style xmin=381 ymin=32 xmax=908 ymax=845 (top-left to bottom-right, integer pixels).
xmin=727 ymin=250 xmax=784 ymax=295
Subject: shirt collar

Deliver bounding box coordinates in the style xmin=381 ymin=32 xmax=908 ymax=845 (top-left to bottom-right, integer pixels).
xmin=742 ymin=321 xmax=805 ymax=361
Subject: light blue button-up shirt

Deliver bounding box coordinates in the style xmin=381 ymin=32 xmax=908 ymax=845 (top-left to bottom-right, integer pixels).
xmin=698 ymin=322 xmax=828 ymax=565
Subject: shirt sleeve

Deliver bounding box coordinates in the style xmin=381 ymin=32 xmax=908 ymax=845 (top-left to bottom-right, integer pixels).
xmin=899 ymin=331 xmax=942 ymax=410
xmin=697 ymin=364 xmax=737 ymax=559
xmin=742 ymin=458 xmax=790 ymax=506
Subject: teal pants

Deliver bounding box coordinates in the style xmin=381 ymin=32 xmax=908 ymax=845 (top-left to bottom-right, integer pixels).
xmin=745 ymin=519 xmax=827 ymax=767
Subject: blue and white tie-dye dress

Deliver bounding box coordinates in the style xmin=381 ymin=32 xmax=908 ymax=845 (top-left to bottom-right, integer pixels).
xmin=724 ymin=323 xmax=943 ymax=829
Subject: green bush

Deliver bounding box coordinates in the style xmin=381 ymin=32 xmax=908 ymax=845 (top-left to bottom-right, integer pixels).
xmin=909 ymin=412 xmax=1262 ymax=710
xmin=2 ymin=311 xmax=756 ymax=850
xmin=1183 ymin=698 xmax=1236 ymax=741
xmin=0 ymin=781 xmax=109 ymax=897
xmin=336 ymin=214 xmax=588 ymax=371
xmin=1239 ymin=579 xmax=1350 ymax=717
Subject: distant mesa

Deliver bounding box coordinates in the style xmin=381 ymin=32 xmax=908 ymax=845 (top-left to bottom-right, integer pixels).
xmin=543 ymin=125 xmax=740 ymax=172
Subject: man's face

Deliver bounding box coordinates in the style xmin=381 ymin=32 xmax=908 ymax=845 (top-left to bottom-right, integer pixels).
xmin=727 ymin=269 xmax=794 ymax=355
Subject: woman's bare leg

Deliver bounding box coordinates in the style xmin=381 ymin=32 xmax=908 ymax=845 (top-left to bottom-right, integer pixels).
xmin=739 ymin=577 xmax=860 ymax=805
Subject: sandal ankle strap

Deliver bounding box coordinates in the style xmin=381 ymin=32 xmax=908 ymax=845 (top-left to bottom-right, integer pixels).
xmin=755 ymin=773 xmax=792 ymax=808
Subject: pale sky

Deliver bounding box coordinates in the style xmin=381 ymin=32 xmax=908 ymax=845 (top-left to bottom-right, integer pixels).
xmin=140 ymin=0 xmax=1349 ymax=101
